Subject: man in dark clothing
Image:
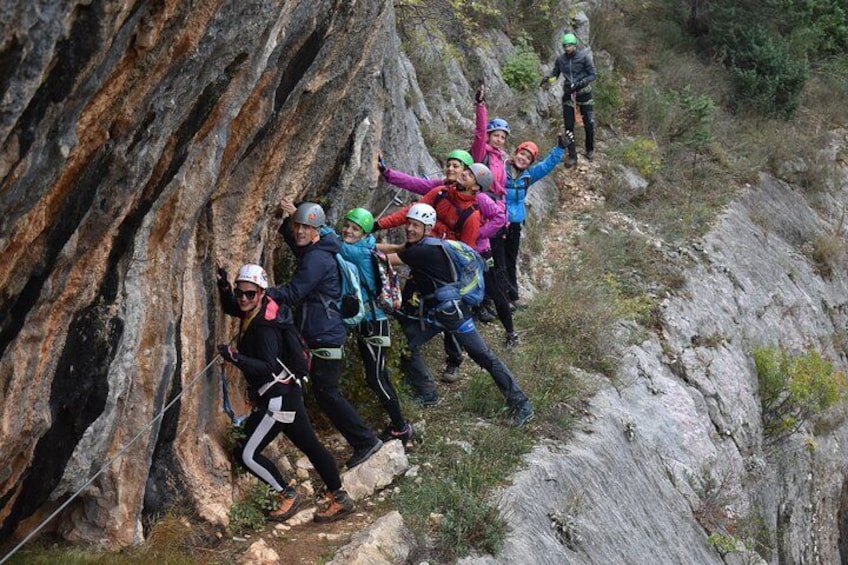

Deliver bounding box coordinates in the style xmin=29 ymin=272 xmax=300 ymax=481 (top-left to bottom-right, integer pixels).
xmin=542 ymin=32 xmax=597 ymax=166
xmin=378 ymin=203 xmax=535 ymax=427
xmin=268 ymin=201 xmax=382 ymax=470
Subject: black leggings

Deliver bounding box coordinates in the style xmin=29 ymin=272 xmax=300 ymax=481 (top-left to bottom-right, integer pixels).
xmin=504 ymin=222 xmax=522 ymax=301
xmin=484 ymin=238 xmax=514 ymax=333
xmin=356 ymin=318 xmax=405 ymax=429
xmin=237 ymin=386 xmax=341 ymax=492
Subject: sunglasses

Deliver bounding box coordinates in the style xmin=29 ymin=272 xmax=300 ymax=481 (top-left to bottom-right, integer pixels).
xmin=234 ymin=288 xmax=258 ymax=300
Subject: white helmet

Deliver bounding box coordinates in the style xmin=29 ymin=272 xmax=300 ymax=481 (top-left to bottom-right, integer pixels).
xmin=235 ymin=264 xmax=268 ymax=289
xmin=406 ymin=203 xmax=437 ymax=227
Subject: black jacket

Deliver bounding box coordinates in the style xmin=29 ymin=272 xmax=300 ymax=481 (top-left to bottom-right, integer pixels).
xmin=268 ymin=218 xmax=347 ymax=347
xmin=220 ymin=291 xmax=308 ymax=398
xmin=551 ymin=48 xmax=597 ymax=95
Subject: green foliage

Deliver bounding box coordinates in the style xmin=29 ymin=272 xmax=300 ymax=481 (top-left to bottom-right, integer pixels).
xmin=502 ymin=35 xmax=542 ymax=92
xmin=706 ymin=5 xmax=808 ymax=117
xmin=591 ymin=70 xmax=623 ymax=128
xmin=392 ymin=424 xmax=529 ymax=561
xmin=620 ymin=137 xmax=662 ymax=179
xmin=228 ymin=482 xmax=278 ymax=534
xmin=773 ymin=0 xmax=848 ymax=57
xmin=707 ymin=533 xmax=739 ymax=556
xmin=754 ymin=346 xmax=848 ymax=443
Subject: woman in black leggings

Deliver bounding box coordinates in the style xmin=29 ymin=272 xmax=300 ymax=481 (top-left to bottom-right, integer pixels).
xmin=217 ymin=263 xmax=354 ymax=523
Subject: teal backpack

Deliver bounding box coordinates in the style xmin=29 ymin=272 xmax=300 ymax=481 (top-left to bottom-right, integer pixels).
xmin=320 ymin=253 xmax=366 ymax=328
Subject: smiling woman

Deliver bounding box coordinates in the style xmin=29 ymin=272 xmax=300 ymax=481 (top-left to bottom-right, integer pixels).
xmin=216 ymin=263 xmax=354 ymax=524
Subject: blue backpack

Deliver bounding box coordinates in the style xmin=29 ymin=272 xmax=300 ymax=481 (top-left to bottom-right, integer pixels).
xmin=421 ymin=237 xmax=486 ymax=307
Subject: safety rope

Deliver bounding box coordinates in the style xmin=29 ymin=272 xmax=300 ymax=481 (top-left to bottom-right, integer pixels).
xmin=0 ymin=355 xmax=221 ymax=565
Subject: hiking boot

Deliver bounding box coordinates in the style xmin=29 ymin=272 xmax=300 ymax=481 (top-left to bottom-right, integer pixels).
xmin=511 ymin=400 xmax=535 ymax=428
xmin=268 ymin=486 xmax=304 ymax=521
xmin=440 ymin=365 xmax=461 ymax=383
xmin=314 ymin=489 xmax=355 ymax=523
xmin=564 ymin=154 xmax=578 ymax=168
xmin=346 ymin=439 xmax=383 ymax=469
xmin=585 ymin=150 xmax=594 ymax=161
xmin=380 ymin=422 xmax=415 ymax=444
xmin=510 ymin=298 xmax=529 ymax=311
xmin=412 ymin=391 xmax=442 ymax=407
xmin=505 ymin=332 xmax=520 ymax=349
xmin=476 ymin=307 xmax=496 ymax=324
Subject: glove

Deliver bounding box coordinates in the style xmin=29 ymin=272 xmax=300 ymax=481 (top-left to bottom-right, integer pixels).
xmin=539 ymin=76 xmax=550 ymax=88
xmin=563 ymin=82 xmax=576 ymax=95
xmin=475 ymin=83 xmax=485 ymax=104
xmin=218 ymin=344 xmax=239 ymax=364
xmin=378 ymin=154 xmax=387 ymax=173
xmin=371 ymin=221 xmax=383 ymax=233
xmin=557 ymin=131 xmax=575 ymax=149
xmin=574 ymin=79 xmax=586 ymax=91
xmin=216 ymin=267 xmax=230 ymax=291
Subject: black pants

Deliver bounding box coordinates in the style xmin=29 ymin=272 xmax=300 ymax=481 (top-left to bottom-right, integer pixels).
xmin=486 ymin=237 xmax=514 ymax=333
xmin=356 ymin=318 xmax=405 ymax=429
xmin=563 ymin=91 xmax=594 ymax=153
xmin=310 ymin=355 xmax=378 ymax=450
xmin=399 ymin=305 xmax=527 ymax=406
xmin=504 ymin=222 xmax=522 ymax=301
xmin=237 ymin=387 xmax=341 ymax=493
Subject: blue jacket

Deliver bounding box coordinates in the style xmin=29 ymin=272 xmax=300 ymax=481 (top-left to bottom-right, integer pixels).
xmin=268 ymin=218 xmax=347 ymax=347
xmin=339 ymin=234 xmax=386 ymax=322
xmin=505 ymin=144 xmax=564 ymax=223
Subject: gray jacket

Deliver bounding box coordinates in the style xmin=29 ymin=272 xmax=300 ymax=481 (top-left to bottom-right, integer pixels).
xmin=551 ymin=48 xmax=597 ymax=95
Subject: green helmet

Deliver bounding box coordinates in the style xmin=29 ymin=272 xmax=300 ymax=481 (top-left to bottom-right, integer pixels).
xmin=561 ymin=33 xmax=578 ymax=46
xmin=446 ymin=149 xmax=473 ymax=168
xmin=344 ymin=207 xmax=375 ymax=233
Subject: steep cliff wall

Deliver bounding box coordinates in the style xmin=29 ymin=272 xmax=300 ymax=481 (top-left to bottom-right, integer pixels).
xmin=466 ymin=148 xmax=848 ymax=563
xmin=0 ymin=0 xmax=436 ymax=547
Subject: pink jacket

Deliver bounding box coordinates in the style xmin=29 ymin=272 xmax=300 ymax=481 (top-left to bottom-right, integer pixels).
xmin=381 ymin=169 xmax=505 ymax=253
xmin=471 ymin=103 xmax=507 ymax=198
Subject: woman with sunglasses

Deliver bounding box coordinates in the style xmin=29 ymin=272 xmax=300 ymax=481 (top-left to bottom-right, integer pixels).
xmin=217 ymin=263 xmax=354 ymax=523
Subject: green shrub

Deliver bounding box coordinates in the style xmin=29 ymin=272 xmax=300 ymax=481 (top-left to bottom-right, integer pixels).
xmin=502 ymin=36 xmax=542 ymax=92
xmin=228 ymin=482 xmax=278 ymax=534
xmin=620 ymin=137 xmax=662 ymax=179
xmin=707 ymin=7 xmax=808 ymax=117
xmin=754 ymin=346 xmax=848 ymax=443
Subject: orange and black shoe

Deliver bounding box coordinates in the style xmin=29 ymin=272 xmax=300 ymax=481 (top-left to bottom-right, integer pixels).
xmin=313 ymin=489 xmax=355 ymax=523
xmin=268 ymin=486 xmax=303 ymax=521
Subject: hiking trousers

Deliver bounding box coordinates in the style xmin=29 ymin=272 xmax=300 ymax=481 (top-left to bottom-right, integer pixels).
xmin=504 ymin=222 xmax=522 ymax=301
xmin=399 ymin=309 xmax=527 ymax=406
xmin=485 ymin=238 xmax=515 ymax=333
xmin=356 ymin=318 xmax=405 ymax=429
xmin=310 ymin=355 xmax=379 ymax=450
xmin=563 ymin=91 xmax=594 ymax=154
xmin=238 ymin=387 xmax=341 ymax=493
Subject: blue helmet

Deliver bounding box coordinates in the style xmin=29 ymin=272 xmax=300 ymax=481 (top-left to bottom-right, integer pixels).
xmin=485 ymin=118 xmax=510 ymax=135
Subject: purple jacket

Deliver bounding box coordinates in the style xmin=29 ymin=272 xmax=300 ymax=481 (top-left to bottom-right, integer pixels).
xmin=381 ymin=169 xmax=505 ymax=253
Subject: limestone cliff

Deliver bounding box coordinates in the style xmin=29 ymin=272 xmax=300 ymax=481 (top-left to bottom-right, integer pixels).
xmin=0 ymin=0 xmax=433 ymax=547
xmin=466 ymin=158 xmax=848 ymax=563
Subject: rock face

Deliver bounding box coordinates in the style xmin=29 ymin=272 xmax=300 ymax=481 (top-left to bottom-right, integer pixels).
xmin=464 ymin=164 xmax=848 ymax=564
xmin=0 ymin=0 xmax=435 ymax=548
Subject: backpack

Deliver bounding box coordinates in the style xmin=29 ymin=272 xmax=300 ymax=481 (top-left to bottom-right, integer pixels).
xmin=332 ymin=253 xmax=366 ymax=328
xmin=433 ymin=190 xmax=478 ymax=237
xmin=421 ymin=237 xmax=487 ymax=307
xmin=370 ymin=249 xmax=402 ymax=313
